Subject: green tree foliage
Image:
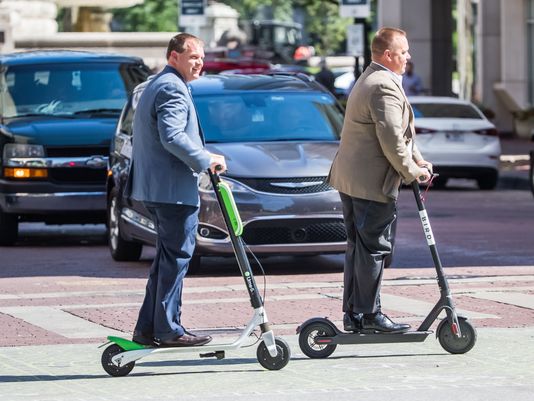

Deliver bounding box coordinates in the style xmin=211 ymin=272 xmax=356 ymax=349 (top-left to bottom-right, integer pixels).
xmin=221 ymin=0 xmax=292 ymax=20
xmin=220 ymin=0 xmax=351 ymax=55
xmin=295 ymin=0 xmax=351 ymax=55
xmin=112 ymin=0 xmax=178 ymax=32
xmin=110 ymin=0 xmax=352 ymax=54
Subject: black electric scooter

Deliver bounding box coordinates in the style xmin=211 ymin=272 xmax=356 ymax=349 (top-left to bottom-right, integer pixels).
xmin=297 ymin=179 xmax=477 ymax=358
xmin=101 ymin=169 xmax=290 ymax=376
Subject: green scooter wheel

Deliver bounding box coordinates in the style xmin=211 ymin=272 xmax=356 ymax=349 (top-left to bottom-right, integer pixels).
xmin=101 ymin=344 xmax=135 ymax=377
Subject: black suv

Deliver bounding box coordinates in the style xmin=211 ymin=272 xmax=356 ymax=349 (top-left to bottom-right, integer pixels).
xmin=0 ymin=50 xmax=150 ymax=245
xmin=108 ymin=73 xmax=347 ymax=270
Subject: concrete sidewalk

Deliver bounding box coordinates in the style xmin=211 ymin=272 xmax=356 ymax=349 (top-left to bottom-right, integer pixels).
xmin=0 ymin=328 xmax=533 ymax=401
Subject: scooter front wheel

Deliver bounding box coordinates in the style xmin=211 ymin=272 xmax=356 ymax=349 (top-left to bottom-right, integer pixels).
xmin=256 ymin=337 xmax=291 ymax=370
xmin=437 ymin=317 xmax=477 ymax=354
xmin=101 ymin=344 xmax=135 ymax=377
xmin=298 ymin=321 xmax=337 ymax=359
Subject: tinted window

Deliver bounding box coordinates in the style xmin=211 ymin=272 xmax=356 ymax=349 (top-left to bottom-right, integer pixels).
xmin=195 ymin=92 xmax=342 ymax=143
xmin=1 ymin=63 xmax=130 ymax=118
xmin=411 ymin=103 xmax=483 ymax=119
xmin=118 ymin=102 xmax=134 ymax=136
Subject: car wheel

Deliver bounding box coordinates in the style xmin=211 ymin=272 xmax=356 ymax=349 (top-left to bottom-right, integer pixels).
xmin=187 ymin=255 xmax=201 ymax=275
xmin=477 ymin=172 xmax=498 ymax=190
xmin=108 ymin=187 xmax=143 ymax=261
xmin=0 ymin=210 xmax=18 ymax=246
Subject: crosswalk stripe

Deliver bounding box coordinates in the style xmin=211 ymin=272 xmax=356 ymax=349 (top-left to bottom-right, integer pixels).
xmin=466 ymin=291 xmax=534 ymax=309
xmin=0 ymin=306 xmax=125 ymax=338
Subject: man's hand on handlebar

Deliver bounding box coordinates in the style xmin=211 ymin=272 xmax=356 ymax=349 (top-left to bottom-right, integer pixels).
xmin=209 ymin=153 xmax=227 ymax=174
xmin=416 ymin=160 xmax=433 ymax=184
xmin=417 ymin=168 xmax=432 ymax=184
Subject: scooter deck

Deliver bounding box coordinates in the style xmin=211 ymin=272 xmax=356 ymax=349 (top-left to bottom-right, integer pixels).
xmin=316 ymin=330 xmax=433 ymax=345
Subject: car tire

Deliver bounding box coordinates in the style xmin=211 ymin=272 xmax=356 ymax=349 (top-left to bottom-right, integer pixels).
xmin=0 ymin=210 xmax=18 ymax=246
xmin=477 ymin=172 xmax=498 ymax=190
xmin=187 ymin=255 xmax=201 ymax=275
xmin=107 ymin=187 xmax=143 ymax=261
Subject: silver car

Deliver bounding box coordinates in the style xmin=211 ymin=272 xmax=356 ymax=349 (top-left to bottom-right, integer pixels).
xmin=107 ymin=73 xmax=347 ymax=270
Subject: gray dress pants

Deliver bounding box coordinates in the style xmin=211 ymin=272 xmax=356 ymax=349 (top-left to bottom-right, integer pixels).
xmin=339 ymin=192 xmax=396 ymax=314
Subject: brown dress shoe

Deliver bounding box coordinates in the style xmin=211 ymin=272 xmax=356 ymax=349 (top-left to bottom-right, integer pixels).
xmin=159 ymin=333 xmax=212 ymax=347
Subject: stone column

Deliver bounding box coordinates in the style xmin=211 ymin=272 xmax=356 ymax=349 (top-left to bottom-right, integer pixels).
xmin=0 ymin=0 xmax=58 ymax=38
xmin=378 ymin=0 xmax=434 ymax=95
xmin=0 ymin=6 xmax=15 ymax=53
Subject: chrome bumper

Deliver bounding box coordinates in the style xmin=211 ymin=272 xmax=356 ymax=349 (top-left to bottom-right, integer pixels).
xmin=0 ymin=192 xmax=106 ymax=214
xmin=196 ymin=237 xmax=346 ymax=255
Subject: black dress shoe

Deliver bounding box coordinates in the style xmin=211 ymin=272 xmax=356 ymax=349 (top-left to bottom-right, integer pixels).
xmin=343 ymin=312 xmax=362 ymax=332
xmin=158 ymin=333 xmax=212 ymax=347
xmin=132 ymin=332 xmax=156 ymax=346
xmin=361 ymin=312 xmax=411 ymax=333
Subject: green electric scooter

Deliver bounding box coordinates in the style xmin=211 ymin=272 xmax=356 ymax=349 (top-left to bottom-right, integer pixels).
xmin=100 ymin=169 xmax=290 ymax=376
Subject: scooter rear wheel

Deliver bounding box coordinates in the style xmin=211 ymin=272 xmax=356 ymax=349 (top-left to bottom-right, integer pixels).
xmin=101 ymin=344 xmax=135 ymax=377
xmin=437 ymin=317 xmax=477 ymax=354
xmin=298 ymin=321 xmax=337 ymax=359
xmin=256 ymin=337 xmax=291 ymax=370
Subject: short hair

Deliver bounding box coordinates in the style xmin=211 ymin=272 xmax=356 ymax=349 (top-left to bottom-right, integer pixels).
xmin=371 ymin=27 xmax=406 ymax=57
xmin=166 ymin=33 xmax=204 ymax=59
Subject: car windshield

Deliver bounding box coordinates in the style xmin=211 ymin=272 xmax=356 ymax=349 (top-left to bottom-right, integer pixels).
xmin=411 ymin=103 xmax=483 ymax=119
xmin=0 ymin=63 xmax=128 ymax=118
xmin=195 ymin=92 xmax=342 ymax=142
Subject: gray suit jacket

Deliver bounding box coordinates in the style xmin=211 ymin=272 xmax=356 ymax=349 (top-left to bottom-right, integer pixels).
xmin=328 ymin=62 xmax=426 ymax=203
xmin=130 ymin=65 xmax=211 ymax=206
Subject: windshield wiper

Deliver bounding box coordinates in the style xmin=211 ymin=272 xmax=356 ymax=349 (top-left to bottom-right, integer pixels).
xmin=6 ymin=113 xmax=76 ymax=119
xmin=73 ymin=108 xmax=122 ymax=115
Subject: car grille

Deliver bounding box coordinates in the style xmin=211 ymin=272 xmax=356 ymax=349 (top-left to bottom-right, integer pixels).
xmin=48 ymin=168 xmax=106 ymax=184
xmin=242 ymin=218 xmax=347 ymax=245
xmin=235 ymin=176 xmax=333 ymax=194
xmin=44 ymin=146 xmax=108 ymax=184
xmin=46 ymin=146 xmax=109 ymax=157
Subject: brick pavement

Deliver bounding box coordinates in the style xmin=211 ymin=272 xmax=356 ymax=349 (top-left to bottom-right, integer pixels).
xmin=1 ymin=265 xmax=534 ymax=347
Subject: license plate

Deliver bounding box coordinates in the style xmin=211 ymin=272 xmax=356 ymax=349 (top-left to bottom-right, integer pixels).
xmin=445 ymin=132 xmax=464 ymax=142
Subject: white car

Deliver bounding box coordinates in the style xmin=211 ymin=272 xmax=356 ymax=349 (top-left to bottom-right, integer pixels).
xmin=409 ymin=96 xmax=502 ymax=189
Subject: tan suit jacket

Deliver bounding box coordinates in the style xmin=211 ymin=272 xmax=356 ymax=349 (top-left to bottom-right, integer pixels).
xmin=328 ymin=62 xmax=426 ymax=203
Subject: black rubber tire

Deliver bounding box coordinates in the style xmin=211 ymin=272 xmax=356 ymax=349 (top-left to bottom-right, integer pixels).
xmin=298 ymin=321 xmax=337 ymax=359
xmin=256 ymin=337 xmax=291 ymax=370
xmin=437 ymin=317 xmax=477 ymax=354
xmin=187 ymin=255 xmax=202 ymax=275
xmin=101 ymin=344 xmax=135 ymax=377
xmin=107 ymin=187 xmax=143 ymax=261
xmin=0 ymin=210 xmax=18 ymax=246
xmin=477 ymin=172 xmax=498 ymax=190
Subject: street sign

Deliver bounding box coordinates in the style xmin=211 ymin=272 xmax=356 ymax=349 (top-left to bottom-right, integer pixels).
xmin=340 ymin=0 xmax=371 ymax=18
xmin=346 ymin=24 xmax=364 ymax=56
xmin=180 ymin=0 xmax=206 ymax=26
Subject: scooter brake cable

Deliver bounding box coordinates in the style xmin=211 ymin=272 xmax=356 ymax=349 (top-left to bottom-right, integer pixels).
xmin=421 ymin=174 xmax=437 ymax=202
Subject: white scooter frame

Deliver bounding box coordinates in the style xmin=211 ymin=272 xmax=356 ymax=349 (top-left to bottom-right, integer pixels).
xmin=100 ymin=169 xmax=290 ymax=376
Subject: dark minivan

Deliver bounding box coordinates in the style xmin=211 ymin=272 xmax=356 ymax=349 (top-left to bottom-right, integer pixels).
xmin=0 ymin=50 xmax=150 ymax=245
xmin=107 ymin=73 xmax=347 ymax=271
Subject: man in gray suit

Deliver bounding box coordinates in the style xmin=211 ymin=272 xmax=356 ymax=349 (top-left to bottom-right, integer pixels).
xmin=131 ymin=33 xmax=226 ymax=347
xmin=328 ymin=27 xmax=432 ymax=333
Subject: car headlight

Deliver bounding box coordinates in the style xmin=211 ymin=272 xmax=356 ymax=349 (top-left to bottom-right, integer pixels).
xmin=198 ymin=173 xmax=250 ymax=194
xmin=3 ymin=144 xmax=45 ymax=160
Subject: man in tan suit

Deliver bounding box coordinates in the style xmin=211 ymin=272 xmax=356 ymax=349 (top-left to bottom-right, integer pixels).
xmin=328 ymin=27 xmax=432 ymax=333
